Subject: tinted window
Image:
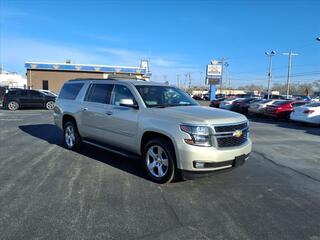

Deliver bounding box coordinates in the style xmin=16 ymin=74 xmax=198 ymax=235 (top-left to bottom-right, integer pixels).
xmin=273 ymin=100 xmax=290 ymax=106
xmin=293 ymin=102 xmax=306 ymax=107
xmin=30 ymin=90 xmax=43 ymax=97
xmin=86 ymin=84 xmax=113 ymax=104
xmin=112 ymin=85 xmax=136 ymax=106
xmin=59 ymin=83 xmax=84 ymax=100
xmin=20 ymin=90 xmax=28 ymax=96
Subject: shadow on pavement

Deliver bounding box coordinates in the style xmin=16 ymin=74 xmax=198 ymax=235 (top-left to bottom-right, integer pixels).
xmin=19 ymin=124 xmax=149 ymax=181
xmin=248 ymin=116 xmax=320 ymax=136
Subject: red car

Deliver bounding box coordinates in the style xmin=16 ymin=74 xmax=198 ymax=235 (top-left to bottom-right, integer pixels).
xmin=264 ymin=100 xmax=309 ymax=120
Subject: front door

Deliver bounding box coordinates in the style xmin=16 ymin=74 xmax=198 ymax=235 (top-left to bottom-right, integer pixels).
xmin=106 ymin=84 xmax=140 ymax=153
xmin=28 ymin=90 xmax=45 ymax=107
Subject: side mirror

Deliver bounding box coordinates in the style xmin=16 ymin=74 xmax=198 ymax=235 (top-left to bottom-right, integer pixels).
xmin=119 ymin=99 xmax=139 ymax=109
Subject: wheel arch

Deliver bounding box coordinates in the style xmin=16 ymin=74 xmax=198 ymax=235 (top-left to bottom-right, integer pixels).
xmin=140 ymin=131 xmax=177 ymax=159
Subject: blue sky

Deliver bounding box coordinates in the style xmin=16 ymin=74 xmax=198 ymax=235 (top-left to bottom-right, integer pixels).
xmin=1 ymin=0 xmax=319 ymax=87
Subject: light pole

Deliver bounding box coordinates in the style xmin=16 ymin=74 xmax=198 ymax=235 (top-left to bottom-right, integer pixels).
xmin=265 ymin=50 xmax=276 ymax=99
xmin=282 ymin=50 xmax=298 ymax=98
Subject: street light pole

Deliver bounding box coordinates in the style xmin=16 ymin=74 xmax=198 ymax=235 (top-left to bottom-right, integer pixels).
xmin=265 ymin=50 xmax=276 ymax=99
xmin=282 ymin=50 xmax=298 ymax=98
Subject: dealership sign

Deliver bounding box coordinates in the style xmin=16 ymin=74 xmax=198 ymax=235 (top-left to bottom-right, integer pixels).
xmin=206 ymin=62 xmax=222 ymax=85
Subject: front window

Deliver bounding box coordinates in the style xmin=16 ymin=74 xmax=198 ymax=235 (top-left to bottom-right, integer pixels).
xmin=135 ymin=85 xmax=198 ymax=108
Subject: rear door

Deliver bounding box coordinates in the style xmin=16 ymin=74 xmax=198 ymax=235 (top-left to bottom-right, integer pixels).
xmin=80 ymin=83 xmax=115 ymax=143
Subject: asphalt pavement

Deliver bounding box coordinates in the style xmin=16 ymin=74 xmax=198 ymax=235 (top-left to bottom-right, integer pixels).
xmin=0 ymin=109 xmax=319 ymax=240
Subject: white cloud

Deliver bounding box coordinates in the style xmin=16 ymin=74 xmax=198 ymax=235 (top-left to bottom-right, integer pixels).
xmin=0 ymin=36 xmax=201 ymax=84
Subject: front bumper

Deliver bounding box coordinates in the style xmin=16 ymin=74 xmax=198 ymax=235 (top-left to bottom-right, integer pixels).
xmin=176 ymin=139 xmax=252 ymax=172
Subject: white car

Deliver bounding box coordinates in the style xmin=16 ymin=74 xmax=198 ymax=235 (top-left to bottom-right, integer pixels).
xmin=219 ymin=98 xmax=243 ymax=110
xmin=248 ymin=99 xmax=280 ymax=115
xmin=290 ymin=102 xmax=320 ymax=125
xmin=37 ymin=89 xmax=58 ymax=97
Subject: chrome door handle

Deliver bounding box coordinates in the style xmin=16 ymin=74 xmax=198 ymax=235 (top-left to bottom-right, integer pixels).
xmin=81 ymin=107 xmax=88 ymax=111
xmin=106 ymin=111 xmax=113 ymax=115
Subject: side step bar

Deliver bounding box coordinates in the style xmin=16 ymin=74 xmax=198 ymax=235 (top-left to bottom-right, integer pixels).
xmin=82 ymin=140 xmax=140 ymax=159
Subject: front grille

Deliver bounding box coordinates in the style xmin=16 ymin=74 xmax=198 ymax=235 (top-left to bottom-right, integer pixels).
xmin=216 ymin=130 xmax=248 ymax=148
xmin=214 ymin=122 xmax=248 ymax=133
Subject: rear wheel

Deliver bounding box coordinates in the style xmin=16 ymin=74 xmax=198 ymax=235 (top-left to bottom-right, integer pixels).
xmin=7 ymin=101 xmax=19 ymax=111
xmin=63 ymin=121 xmax=82 ymax=151
xmin=143 ymin=138 xmax=176 ymax=184
xmin=46 ymin=101 xmax=55 ymax=110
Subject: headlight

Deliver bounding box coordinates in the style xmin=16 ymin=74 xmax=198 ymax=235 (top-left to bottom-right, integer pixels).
xmin=180 ymin=125 xmax=212 ymax=146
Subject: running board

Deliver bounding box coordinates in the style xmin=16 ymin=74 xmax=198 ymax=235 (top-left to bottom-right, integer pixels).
xmin=82 ymin=140 xmax=140 ymax=159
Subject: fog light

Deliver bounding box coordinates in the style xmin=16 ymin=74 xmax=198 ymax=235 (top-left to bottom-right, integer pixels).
xmin=194 ymin=161 xmax=205 ymax=168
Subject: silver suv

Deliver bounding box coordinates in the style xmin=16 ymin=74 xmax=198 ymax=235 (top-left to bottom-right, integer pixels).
xmin=54 ymin=79 xmax=252 ymax=183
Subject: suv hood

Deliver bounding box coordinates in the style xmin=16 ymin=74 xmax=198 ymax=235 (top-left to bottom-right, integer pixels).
xmin=151 ymin=105 xmax=247 ymax=125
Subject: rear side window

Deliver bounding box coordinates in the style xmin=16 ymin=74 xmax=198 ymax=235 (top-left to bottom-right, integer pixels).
xmin=59 ymin=83 xmax=84 ymax=100
xmin=85 ymin=84 xmax=114 ymax=104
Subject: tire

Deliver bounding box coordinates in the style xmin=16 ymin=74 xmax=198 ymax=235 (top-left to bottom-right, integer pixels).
xmin=63 ymin=121 xmax=82 ymax=151
xmin=7 ymin=101 xmax=19 ymax=111
xmin=143 ymin=138 xmax=176 ymax=184
xmin=45 ymin=101 xmax=55 ymax=110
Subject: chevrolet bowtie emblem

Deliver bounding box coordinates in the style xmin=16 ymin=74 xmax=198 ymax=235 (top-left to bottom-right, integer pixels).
xmin=233 ymin=130 xmax=243 ymax=138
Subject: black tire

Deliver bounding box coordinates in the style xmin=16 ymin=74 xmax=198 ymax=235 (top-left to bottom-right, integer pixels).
xmin=142 ymin=138 xmax=177 ymax=184
xmin=63 ymin=121 xmax=82 ymax=151
xmin=7 ymin=101 xmax=19 ymax=111
xmin=45 ymin=101 xmax=55 ymax=110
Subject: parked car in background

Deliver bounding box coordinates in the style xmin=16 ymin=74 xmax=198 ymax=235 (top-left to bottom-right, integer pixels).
xmin=209 ymin=98 xmax=225 ymax=108
xmin=37 ymin=89 xmax=58 ymax=97
xmin=264 ymin=100 xmax=309 ymax=120
xmin=290 ymin=102 xmax=320 ymax=125
xmin=263 ymin=94 xmax=286 ymax=100
xmin=220 ymin=98 xmax=243 ymax=110
xmin=3 ymin=89 xmax=56 ymax=111
xmin=248 ymin=99 xmax=279 ymax=115
xmin=293 ymin=95 xmax=312 ymax=101
xmin=230 ymin=98 xmax=260 ymax=115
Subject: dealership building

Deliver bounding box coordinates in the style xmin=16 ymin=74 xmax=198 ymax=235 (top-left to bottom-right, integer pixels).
xmin=25 ymin=60 xmax=151 ymax=93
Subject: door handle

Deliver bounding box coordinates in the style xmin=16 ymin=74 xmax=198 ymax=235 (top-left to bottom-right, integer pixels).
xmin=81 ymin=107 xmax=88 ymax=111
xmin=106 ymin=111 xmax=113 ymax=116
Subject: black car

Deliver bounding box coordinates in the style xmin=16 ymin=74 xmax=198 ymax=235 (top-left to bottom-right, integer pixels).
xmin=230 ymin=98 xmax=259 ymax=114
xmin=3 ymin=89 xmax=56 ymax=111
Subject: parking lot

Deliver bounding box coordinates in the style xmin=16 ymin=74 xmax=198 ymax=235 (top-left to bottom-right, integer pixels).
xmin=0 ymin=109 xmax=320 ymax=240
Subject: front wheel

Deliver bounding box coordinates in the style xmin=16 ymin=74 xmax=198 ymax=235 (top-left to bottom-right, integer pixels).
xmin=63 ymin=121 xmax=82 ymax=151
xmin=143 ymin=138 xmax=176 ymax=184
xmin=46 ymin=101 xmax=55 ymax=110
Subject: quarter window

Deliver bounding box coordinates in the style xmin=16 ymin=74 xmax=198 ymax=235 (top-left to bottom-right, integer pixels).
xmin=86 ymin=84 xmax=114 ymax=104
xmin=59 ymin=83 xmax=84 ymax=100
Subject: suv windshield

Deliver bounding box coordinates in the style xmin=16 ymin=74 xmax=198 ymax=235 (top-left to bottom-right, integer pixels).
xmin=135 ymin=85 xmax=198 ymax=108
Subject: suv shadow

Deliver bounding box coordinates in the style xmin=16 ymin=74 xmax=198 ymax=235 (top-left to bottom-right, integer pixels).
xmin=19 ymin=124 xmax=148 ymax=181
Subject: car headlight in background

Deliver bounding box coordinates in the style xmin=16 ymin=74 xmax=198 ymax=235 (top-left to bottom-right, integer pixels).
xmin=180 ymin=125 xmax=212 ymax=146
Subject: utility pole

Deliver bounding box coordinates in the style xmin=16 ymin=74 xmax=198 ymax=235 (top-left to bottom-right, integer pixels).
xmin=265 ymin=50 xmax=276 ymax=99
xmin=176 ymin=74 xmax=180 ymax=88
xmin=282 ymin=50 xmax=298 ymax=98
xmin=219 ymin=58 xmax=225 ymax=94
xmin=188 ymin=73 xmax=192 ymax=89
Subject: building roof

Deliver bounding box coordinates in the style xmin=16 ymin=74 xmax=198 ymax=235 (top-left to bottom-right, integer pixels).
xmin=25 ymin=61 xmax=151 ymax=76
